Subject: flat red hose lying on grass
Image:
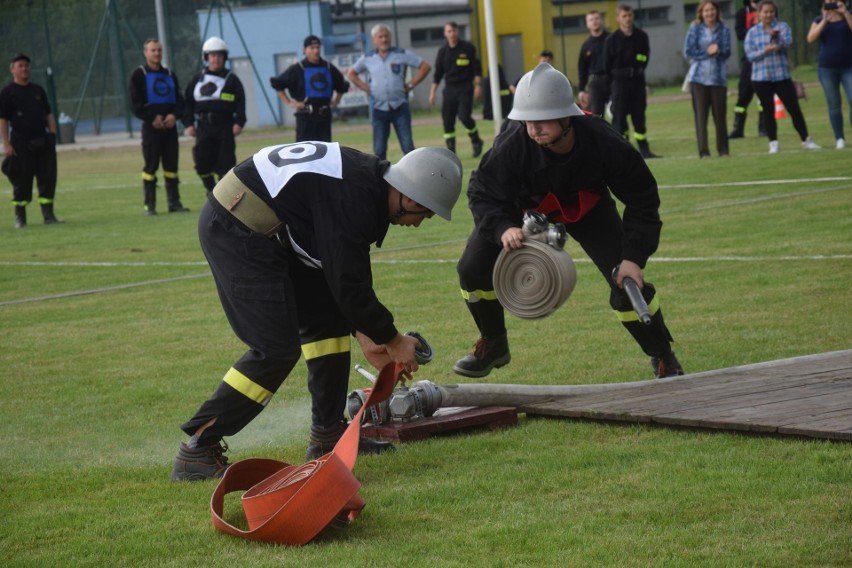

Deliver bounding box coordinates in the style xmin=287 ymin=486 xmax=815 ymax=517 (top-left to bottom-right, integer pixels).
xmin=210 ymin=363 xmax=401 ymax=545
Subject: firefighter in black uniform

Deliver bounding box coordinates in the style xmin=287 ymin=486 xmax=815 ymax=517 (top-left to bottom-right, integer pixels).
xmin=453 ymin=64 xmax=683 ymax=381
xmin=729 ymin=0 xmax=765 ymax=139
xmin=270 ymin=35 xmax=349 ymax=143
xmin=183 ymin=37 xmax=246 ymax=195
xmin=429 ymin=21 xmax=485 ymax=158
xmin=604 ymin=5 xmax=661 ymax=159
xmin=577 ymin=10 xmax=611 ymax=118
xmin=0 ymin=53 xmax=62 ymax=228
xmin=170 ymin=143 xmax=462 ymax=481
xmin=128 ymin=38 xmax=188 ymax=215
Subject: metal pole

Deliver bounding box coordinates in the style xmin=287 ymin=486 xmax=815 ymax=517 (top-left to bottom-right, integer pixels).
xmin=40 ymin=0 xmax=62 ymax=142
xmin=155 ymin=0 xmax=170 ymax=69
xmin=483 ymin=0 xmax=503 ymax=134
xmin=391 ymin=0 xmax=399 ymax=45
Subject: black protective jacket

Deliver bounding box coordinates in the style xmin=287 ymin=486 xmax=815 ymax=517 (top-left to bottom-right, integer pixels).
xmin=183 ymin=67 xmax=247 ymax=127
xmin=433 ymin=40 xmax=482 ymax=88
xmin=232 ymin=143 xmax=397 ymax=344
xmin=578 ymin=32 xmax=609 ymax=92
xmin=468 ymin=117 xmax=661 ymax=267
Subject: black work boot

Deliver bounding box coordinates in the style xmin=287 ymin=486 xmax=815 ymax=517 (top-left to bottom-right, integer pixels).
xmin=637 ymin=140 xmax=661 ymax=159
xmin=41 ymin=203 xmax=63 ymax=224
xmin=14 ymin=205 xmax=26 ymax=229
xmin=170 ymin=439 xmax=230 ymax=481
xmin=650 ymin=351 xmax=684 ymax=379
xmin=166 ymin=178 xmax=189 ymax=213
xmin=453 ymin=335 xmax=511 ymax=378
xmin=143 ymin=179 xmax=157 ymax=215
xmin=471 ymin=135 xmax=484 ymax=158
xmin=728 ymin=112 xmax=746 ymax=139
xmin=445 ymin=137 xmax=457 ymax=154
xmin=306 ymin=421 xmax=395 ymax=461
xmin=200 ymin=174 xmax=217 ymax=195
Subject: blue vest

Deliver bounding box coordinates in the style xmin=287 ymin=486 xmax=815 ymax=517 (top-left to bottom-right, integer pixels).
xmin=303 ymin=65 xmax=333 ymax=99
xmin=145 ymin=69 xmax=177 ymax=105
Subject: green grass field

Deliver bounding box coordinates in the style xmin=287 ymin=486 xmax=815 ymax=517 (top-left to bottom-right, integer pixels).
xmin=1 ymin=67 xmax=850 ymax=566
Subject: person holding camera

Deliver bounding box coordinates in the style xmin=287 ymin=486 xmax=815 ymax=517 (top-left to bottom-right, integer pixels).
xmin=806 ymin=0 xmax=852 ymax=150
xmin=0 ymin=53 xmax=62 ymax=228
xmin=453 ymin=64 xmax=682 ymax=380
xmin=745 ymin=0 xmax=821 ymax=154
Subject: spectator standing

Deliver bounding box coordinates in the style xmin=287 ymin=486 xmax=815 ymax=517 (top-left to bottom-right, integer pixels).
xmin=806 ymin=0 xmax=852 ymax=150
xmin=683 ymin=0 xmax=732 ymax=158
xmin=348 ymin=24 xmax=431 ymax=160
xmin=453 ymin=64 xmax=682 ymax=381
xmin=183 ymin=37 xmax=246 ymax=195
xmin=729 ymin=1 xmax=766 ymax=139
xmin=270 ymin=35 xmax=350 ymax=143
xmin=510 ymin=50 xmax=554 ymax=95
xmin=605 ymin=4 xmax=661 ymax=159
xmin=129 ymin=39 xmax=188 ymax=215
xmin=170 ymin=143 xmax=462 ymax=480
xmin=0 ymin=53 xmax=61 ymax=228
xmin=577 ymin=10 xmax=611 ymax=117
xmin=745 ymin=0 xmax=821 ymax=154
xmin=428 ymin=21 xmax=485 ymax=158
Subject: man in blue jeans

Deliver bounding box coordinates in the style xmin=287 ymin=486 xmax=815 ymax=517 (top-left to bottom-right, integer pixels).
xmin=348 ymin=23 xmax=431 ymax=159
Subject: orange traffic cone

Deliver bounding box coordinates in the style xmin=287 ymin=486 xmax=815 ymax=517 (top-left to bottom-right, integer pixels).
xmin=774 ymin=95 xmax=786 ymax=119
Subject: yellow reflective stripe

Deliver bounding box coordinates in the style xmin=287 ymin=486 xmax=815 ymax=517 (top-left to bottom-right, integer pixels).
xmin=302 ymin=336 xmax=350 ymax=360
xmin=466 ymin=126 xmax=478 ymax=135
xmin=443 ymin=132 xmax=457 ymax=140
xmin=455 ymin=59 xmax=470 ymax=66
xmin=223 ymin=367 xmax=273 ymax=405
xmin=499 ymin=89 xmax=510 ymax=96
xmin=634 ymin=132 xmax=648 ymax=141
xmin=12 ymin=200 xmax=29 ymax=206
xmin=38 ymin=197 xmax=54 ymax=205
xmin=163 ymin=171 xmax=178 ymax=179
xmin=613 ymin=294 xmax=660 ymax=322
xmin=460 ymin=288 xmax=498 ymax=301
xmin=221 ymin=93 xmax=235 ymax=102
xmin=142 ymin=172 xmax=156 ymax=181
xmin=636 ymin=54 xmax=648 ymax=62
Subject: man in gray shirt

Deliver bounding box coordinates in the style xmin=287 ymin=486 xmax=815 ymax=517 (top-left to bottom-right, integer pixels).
xmin=348 ymin=24 xmax=431 ymax=159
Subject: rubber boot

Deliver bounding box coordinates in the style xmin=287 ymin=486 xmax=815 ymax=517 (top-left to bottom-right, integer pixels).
xmin=41 ymin=203 xmax=63 ymax=225
xmin=200 ymin=173 xmax=217 ymax=195
xmin=445 ymin=137 xmax=456 ymax=154
xmin=637 ymin=139 xmax=661 ymax=159
xmin=165 ymin=178 xmax=189 ymax=213
xmin=471 ymin=133 xmax=484 ymax=158
xmin=14 ymin=205 xmax=26 ymax=229
xmin=143 ymin=179 xmax=157 ymax=215
xmin=453 ymin=334 xmax=511 ymax=378
xmin=728 ymin=112 xmax=746 ymax=139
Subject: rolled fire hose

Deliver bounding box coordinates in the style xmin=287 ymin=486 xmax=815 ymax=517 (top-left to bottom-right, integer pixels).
xmin=210 ymin=362 xmax=401 ymax=545
xmin=493 ymin=239 xmax=577 ymax=320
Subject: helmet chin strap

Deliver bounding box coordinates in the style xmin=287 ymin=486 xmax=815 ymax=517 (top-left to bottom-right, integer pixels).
xmin=390 ymin=193 xmax=410 ymax=223
xmin=539 ymin=119 xmax=573 ymax=148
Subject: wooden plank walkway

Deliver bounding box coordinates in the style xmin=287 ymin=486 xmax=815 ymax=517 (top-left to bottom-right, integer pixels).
xmin=520 ymin=350 xmax=852 ymax=441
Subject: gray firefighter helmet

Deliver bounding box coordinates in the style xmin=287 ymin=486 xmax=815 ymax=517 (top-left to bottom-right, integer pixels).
xmin=383 ymin=147 xmax=462 ymax=220
xmin=508 ymin=63 xmax=583 ymax=121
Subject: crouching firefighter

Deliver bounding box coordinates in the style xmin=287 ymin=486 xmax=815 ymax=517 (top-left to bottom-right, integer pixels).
xmin=171 ymin=142 xmax=462 ymax=481
xmin=454 ymin=63 xmax=684 ymax=380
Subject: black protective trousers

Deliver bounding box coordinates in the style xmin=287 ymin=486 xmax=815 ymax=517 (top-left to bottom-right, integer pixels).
xmin=441 ymin=83 xmax=477 ymax=138
xmin=181 ymin=198 xmax=353 ymax=446
xmin=457 ymin=195 xmax=673 ymax=358
xmin=10 ymin=137 xmax=57 ymax=204
xmin=295 ymin=112 xmax=332 ymax=143
xmin=610 ymin=77 xmax=648 ymax=138
xmin=193 ymin=121 xmax=236 ymax=180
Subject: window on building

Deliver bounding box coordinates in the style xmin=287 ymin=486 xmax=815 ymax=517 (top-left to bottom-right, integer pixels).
xmin=552 ymin=14 xmax=587 ymax=35
xmin=411 ymin=26 xmax=466 ymax=47
xmin=634 ymin=6 xmax=671 ymax=27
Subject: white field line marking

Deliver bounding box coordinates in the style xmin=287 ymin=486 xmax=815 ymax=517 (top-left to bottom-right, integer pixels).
xmin=658 ymin=176 xmax=851 ymax=189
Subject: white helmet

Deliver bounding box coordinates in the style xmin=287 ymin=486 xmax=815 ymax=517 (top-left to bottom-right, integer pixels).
xmin=508 ymin=63 xmax=583 ymax=121
xmin=383 ymin=147 xmax=462 ymax=221
xmin=202 ymin=36 xmax=228 ymax=60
